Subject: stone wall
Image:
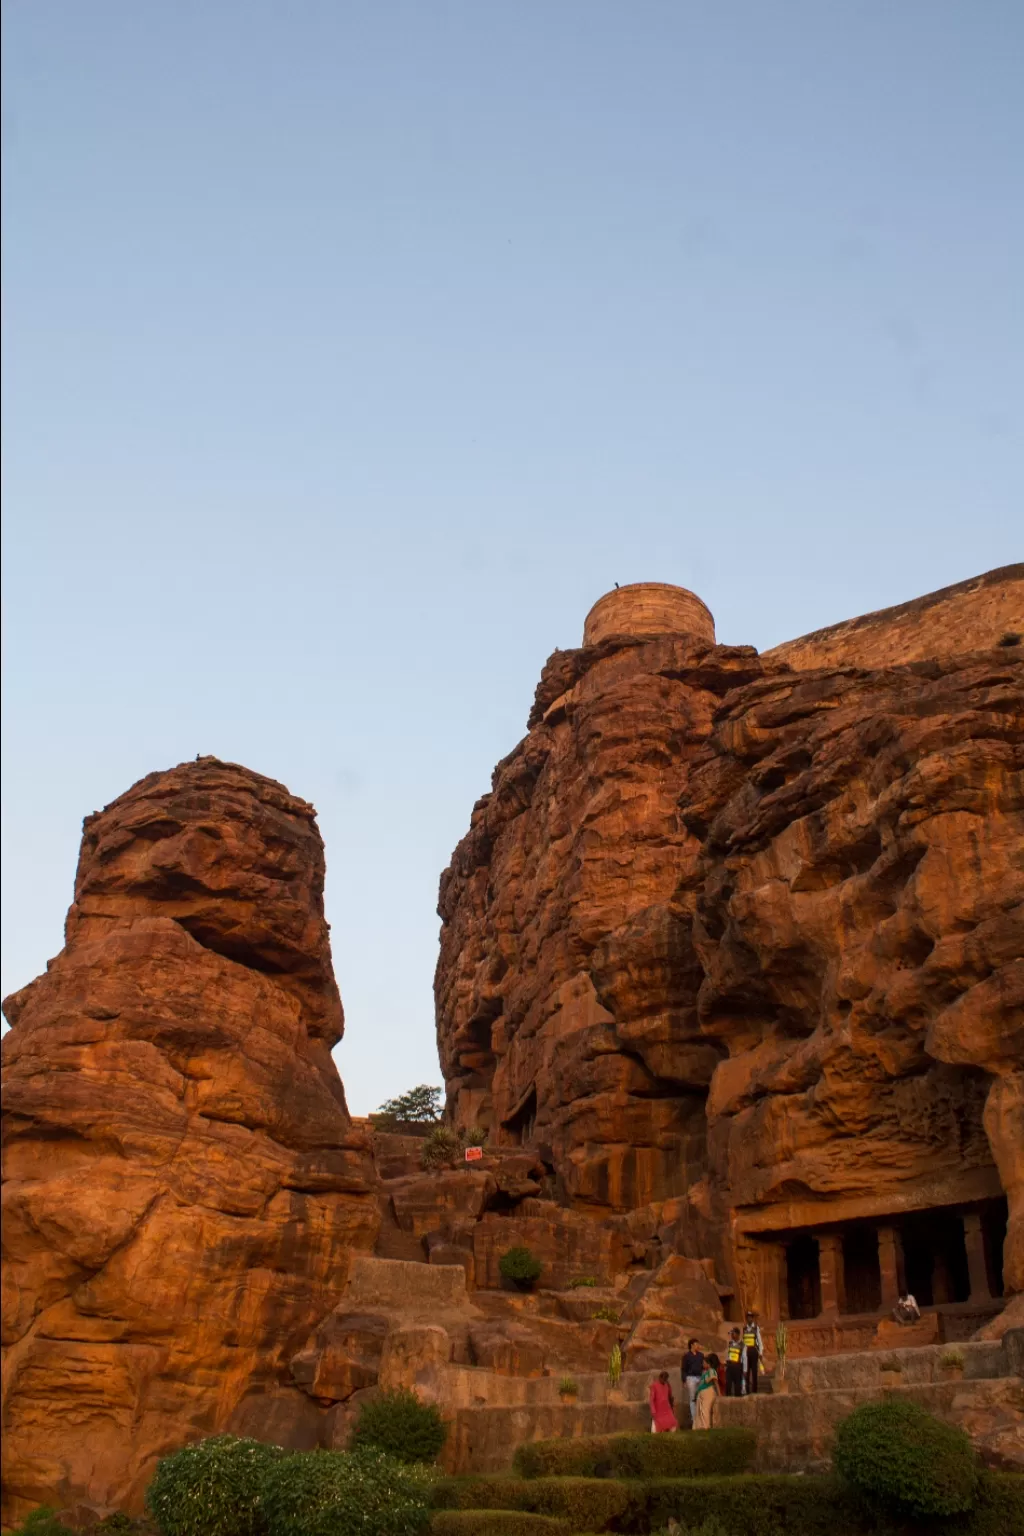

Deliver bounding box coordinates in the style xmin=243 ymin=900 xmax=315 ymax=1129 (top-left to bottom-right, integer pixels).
xmin=764 ymin=562 xmax=1023 ymax=671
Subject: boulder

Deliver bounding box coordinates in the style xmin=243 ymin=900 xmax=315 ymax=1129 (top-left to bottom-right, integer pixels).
xmin=1 ymin=759 xmax=378 ymax=1522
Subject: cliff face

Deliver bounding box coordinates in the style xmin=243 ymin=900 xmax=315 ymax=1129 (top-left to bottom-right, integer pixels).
xmin=1 ymin=760 xmax=379 ymax=1523
xmin=435 ymin=573 xmax=1024 ymax=1304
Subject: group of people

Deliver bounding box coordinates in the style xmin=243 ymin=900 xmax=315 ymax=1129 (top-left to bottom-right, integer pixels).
xmin=648 ymin=1313 xmax=765 ymax=1433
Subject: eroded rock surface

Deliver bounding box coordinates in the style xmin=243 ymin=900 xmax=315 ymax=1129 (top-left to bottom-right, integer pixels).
xmin=436 ymin=573 xmax=1024 ymax=1311
xmin=1 ymin=759 xmax=378 ymax=1522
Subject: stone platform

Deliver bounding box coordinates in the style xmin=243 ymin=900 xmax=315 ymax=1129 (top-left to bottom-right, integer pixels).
xmin=717 ymin=1332 xmax=1024 ymax=1474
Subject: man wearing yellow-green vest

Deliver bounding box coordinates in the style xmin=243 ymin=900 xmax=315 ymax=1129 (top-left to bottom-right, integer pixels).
xmin=741 ymin=1311 xmax=763 ymax=1395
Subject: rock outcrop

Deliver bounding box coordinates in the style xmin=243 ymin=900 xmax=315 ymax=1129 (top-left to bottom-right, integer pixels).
xmin=436 ymin=571 xmax=1024 ymax=1320
xmin=1 ymin=760 xmax=379 ymax=1524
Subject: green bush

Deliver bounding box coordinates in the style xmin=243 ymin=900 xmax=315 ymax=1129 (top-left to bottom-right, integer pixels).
xmin=652 ymin=1522 xmax=729 ymax=1536
xmin=463 ymin=1125 xmax=488 ymax=1148
xmin=512 ymin=1428 xmax=755 ymax=1480
xmin=422 ymin=1126 xmax=461 ymax=1169
xmin=350 ymin=1388 xmax=448 ymax=1464
xmin=434 ymin=1471 xmax=1023 ymax=1535
xmin=499 ymin=1247 xmax=543 ymax=1286
xmin=9 ymin=1510 xmax=73 ymax=1536
xmin=146 ymin=1435 xmax=285 ymax=1536
xmin=592 ymin=1307 xmax=620 ymax=1323
xmin=965 ymin=1472 xmax=1024 ymax=1536
xmin=431 ymin=1515 xmax=571 ymax=1536
xmin=431 ymin=1476 xmax=636 ymax=1530
xmin=833 ymin=1398 xmax=979 ymax=1519
xmin=568 ymin=1277 xmax=598 ymax=1288
xmin=261 ymin=1448 xmax=431 ymax=1536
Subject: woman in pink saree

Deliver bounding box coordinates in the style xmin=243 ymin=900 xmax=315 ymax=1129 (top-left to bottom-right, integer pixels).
xmin=648 ymin=1370 xmax=679 ymax=1432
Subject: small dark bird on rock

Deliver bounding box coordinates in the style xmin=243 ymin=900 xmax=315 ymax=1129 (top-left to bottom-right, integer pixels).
xmin=615 ymin=582 xmax=620 ymax=589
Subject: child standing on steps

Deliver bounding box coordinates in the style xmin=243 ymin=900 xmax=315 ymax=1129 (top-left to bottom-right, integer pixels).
xmin=692 ymin=1353 xmax=720 ymax=1429
xmin=649 ymin=1370 xmax=679 ymax=1432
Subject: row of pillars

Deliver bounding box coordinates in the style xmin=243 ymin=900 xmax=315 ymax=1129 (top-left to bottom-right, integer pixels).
xmin=813 ymin=1212 xmax=991 ymax=1318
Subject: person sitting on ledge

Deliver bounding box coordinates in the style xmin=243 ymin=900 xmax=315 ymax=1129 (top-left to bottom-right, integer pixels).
xmin=693 ymin=1353 xmax=721 ymax=1429
xmin=649 ymin=1370 xmax=679 ymax=1433
xmin=892 ymin=1290 xmax=921 ymax=1324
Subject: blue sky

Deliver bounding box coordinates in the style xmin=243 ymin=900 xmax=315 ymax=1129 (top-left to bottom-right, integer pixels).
xmin=2 ymin=1 xmax=1021 ymax=1113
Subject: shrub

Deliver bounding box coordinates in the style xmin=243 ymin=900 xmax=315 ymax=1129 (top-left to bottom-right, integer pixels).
xmin=642 ymin=1475 xmax=873 ymax=1536
xmin=431 ymin=1516 xmax=570 ymax=1536
xmin=833 ymin=1398 xmax=979 ymax=1519
xmin=523 ymin=1478 xmax=635 ymax=1530
xmin=499 ymin=1247 xmax=543 ymax=1286
xmin=592 ymin=1307 xmax=620 ymax=1323
xmin=939 ymin=1346 xmax=966 ymax=1370
xmin=607 ymin=1344 xmax=622 ymax=1386
xmin=567 ymin=1277 xmax=598 ymax=1288
xmin=652 ymin=1522 xmax=729 ymax=1536
xmin=512 ymin=1428 xmax=756 ymax=1480
xmin=261 ymin=1448 xmax=431 ymax=1536
xmin=350 ymin=1388 xmax=448 ymax=1464
xmin=146 ymin=1435 xmax=285 ymax=1536
xmin=462 ymin=1125 xmax=488 ymax=1148
xmin=435 ymin=1471 xmax=1022 ymax=1536
xmin=422 ymin=1126 xmax=461 ymax=1170
xmin=558 ymin=1376 xmax=579 ymax=1396
xmin=9 ymin=1510 xmax=72 ymax=1536
xmin=431 ymin=1477 xmax=635 ymax=1530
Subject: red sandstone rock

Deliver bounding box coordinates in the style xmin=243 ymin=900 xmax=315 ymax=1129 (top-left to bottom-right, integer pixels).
xmin=1 ymin=760 xmax=378 ymax=1523
xmin=436 ymin=572 xmax=1024 ymax=1320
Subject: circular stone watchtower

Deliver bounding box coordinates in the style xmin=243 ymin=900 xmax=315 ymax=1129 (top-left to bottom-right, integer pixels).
xmin=583 ymin=581 xmax=715 ymax=648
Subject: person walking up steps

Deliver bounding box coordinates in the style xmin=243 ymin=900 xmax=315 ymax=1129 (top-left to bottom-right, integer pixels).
xmin=741 ymin=1312 xmax=763 ymax=1395
xmin=693 ymin=1353 xmax=720 ymax=1429
xmin=725 ymin=1328 xmax=744 ymax=1396
xmin=681 ymin=1337 xmax=704 ymax=1426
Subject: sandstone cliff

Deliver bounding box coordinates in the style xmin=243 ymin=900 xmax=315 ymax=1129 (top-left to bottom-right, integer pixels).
xmin=435 ymin=571 xmax=1024 ymax=1314
xmin=1 ymin=760 xmax=379 ymax=1524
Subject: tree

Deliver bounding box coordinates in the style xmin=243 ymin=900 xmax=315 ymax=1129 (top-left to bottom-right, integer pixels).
xmin=374 ymin=1085 xmax=443 ymax=1125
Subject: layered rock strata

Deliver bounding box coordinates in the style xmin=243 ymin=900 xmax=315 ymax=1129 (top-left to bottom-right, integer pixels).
xmin=435 ymin=572 xmax=1024 ymax=1313
xmin=1 ymin=760 xmax=379 ymax=1523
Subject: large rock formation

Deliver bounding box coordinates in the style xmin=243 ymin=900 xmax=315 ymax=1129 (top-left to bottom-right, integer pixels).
xmin=436 ymin=568 xmax=1024 ymax=1323
xmin=1 ymin=760 xmax=379 ymax=1524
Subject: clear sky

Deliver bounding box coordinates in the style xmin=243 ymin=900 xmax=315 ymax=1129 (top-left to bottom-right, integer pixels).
xmin=2 ymin=2 xmax=1021 ymax=1113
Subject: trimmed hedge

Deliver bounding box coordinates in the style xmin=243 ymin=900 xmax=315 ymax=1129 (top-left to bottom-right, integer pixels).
xmin=261 ymin=1448 xmax=432 ymax=1536
xmin=433 ymin=1477 xmax=636 ymax=1530
xmin=431 ymin=1516 xmax=572 ymax=1536
xmin=146 ymin=1436 xmax=285 ymax=1536
xmin=833 ymin=1397 xmax=978 ymax=1519
xmin=512 ymin=1430 xmax=756 ymax=1481
xmin=433 ymin=1471 xmax=1024 ymax=1534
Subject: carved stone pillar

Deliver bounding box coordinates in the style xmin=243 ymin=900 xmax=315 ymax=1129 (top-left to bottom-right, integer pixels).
xmin=817 ymin=1233 xmax=846 ymax=1317
xmin=778 ymin=1244 xmax=790 ymax=1321
xmin=963 ymin=1212 xmax=991 ymax=1303
xmin=878 ymin=1225 xmax=901 ymax=1310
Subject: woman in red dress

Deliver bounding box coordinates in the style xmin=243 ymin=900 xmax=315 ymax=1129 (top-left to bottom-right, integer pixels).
xmin=648 ymin=1370 xmax=679 ymax=1432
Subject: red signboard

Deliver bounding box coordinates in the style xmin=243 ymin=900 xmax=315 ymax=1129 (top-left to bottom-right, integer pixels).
xmin=464 ymin=1146 xmax=484 ymax=1162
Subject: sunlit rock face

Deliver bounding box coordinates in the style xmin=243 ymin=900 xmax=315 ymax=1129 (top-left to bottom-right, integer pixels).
xmin=1 ymin=759 xmax=379 ymax=1523
xmin=436 ymin=570 xmax=1024 ymax=1305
